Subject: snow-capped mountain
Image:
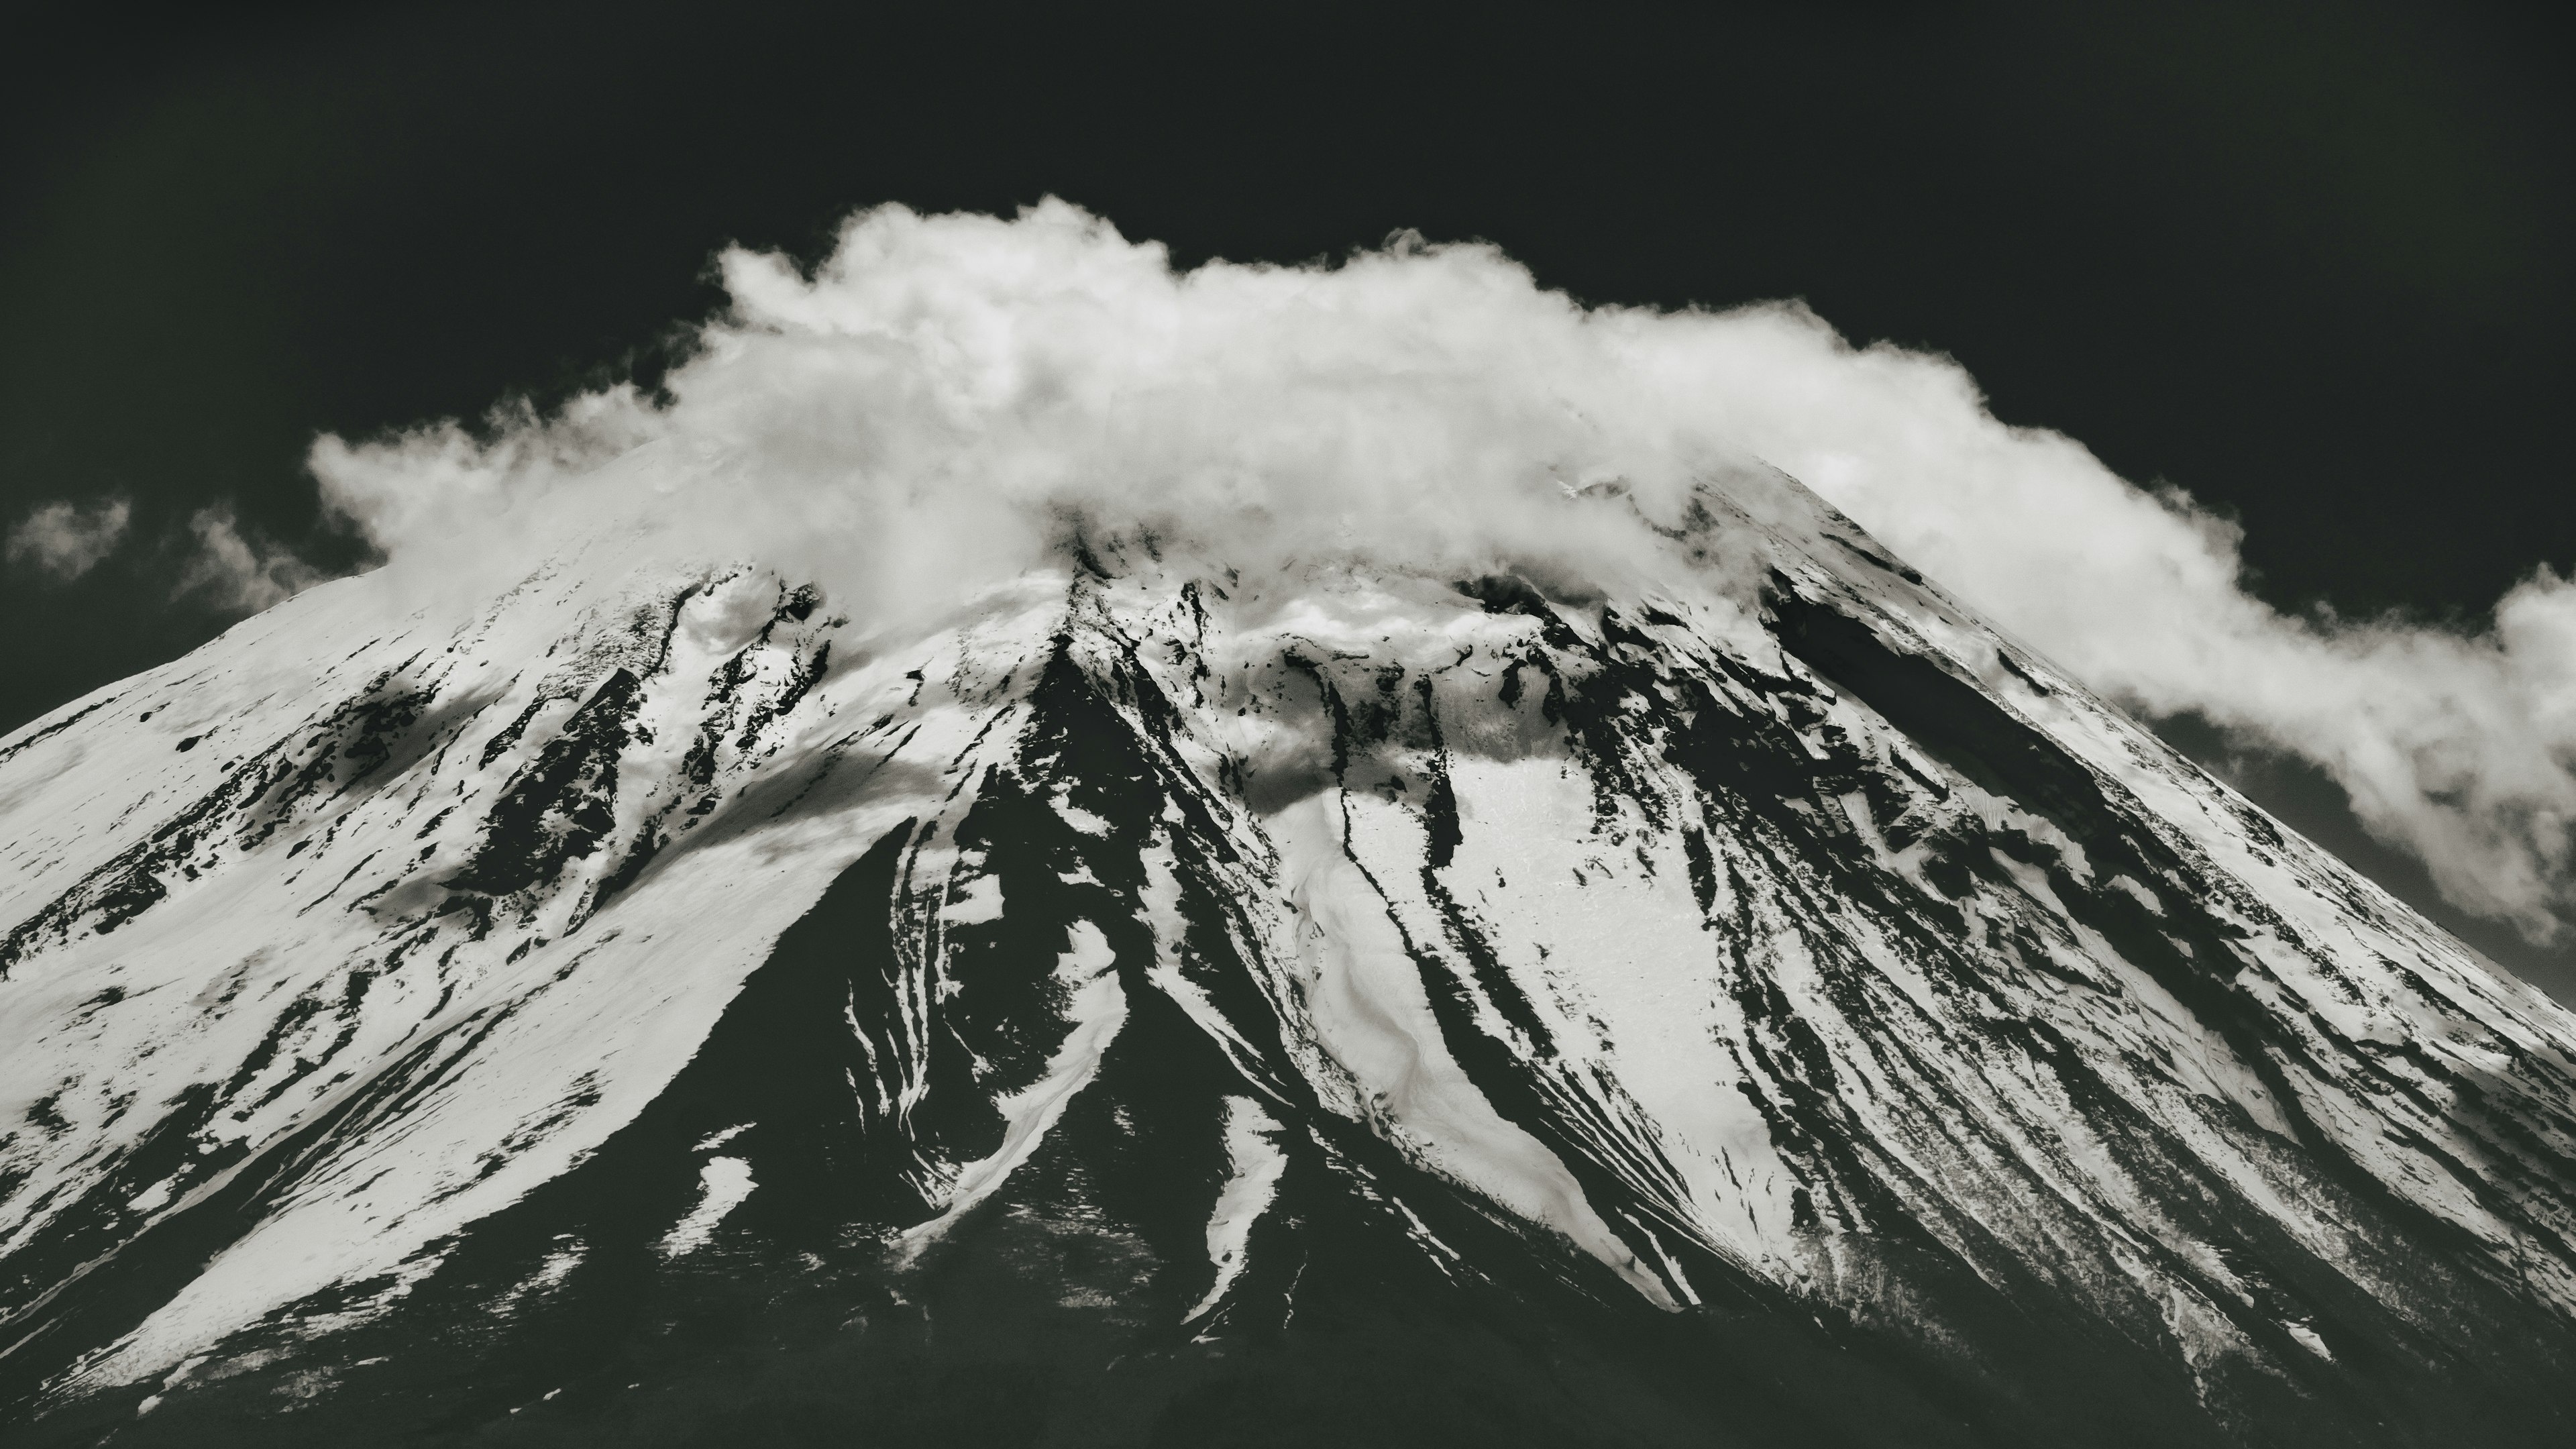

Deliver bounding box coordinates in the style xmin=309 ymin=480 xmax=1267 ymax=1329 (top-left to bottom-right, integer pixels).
xmin=3 ymin=468 xmax=2573 ymax=1447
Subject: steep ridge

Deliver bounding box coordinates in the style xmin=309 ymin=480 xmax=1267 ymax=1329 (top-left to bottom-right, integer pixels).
xmin=2 ymin=475 xmax=2573 ymax=1446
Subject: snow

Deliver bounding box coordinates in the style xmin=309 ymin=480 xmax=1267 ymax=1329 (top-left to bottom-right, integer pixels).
xmin=659 ymin=1157 xmax=755 ymax=1258
xmin=1267 ymin=791 xmax=1678 ymax=1309
xmin=0 ymin=561 xmax=1071 ymax=1390
xmin=5 ymin=476 xmax=2574 ymax=1409
xmin=939 ymin=873 xmax=1004 ymax=925
xmin=895 ymin=921 xmax=1128 ymax=1263
xmin=1184 ymin=1096 xmax=1288 ymax=1324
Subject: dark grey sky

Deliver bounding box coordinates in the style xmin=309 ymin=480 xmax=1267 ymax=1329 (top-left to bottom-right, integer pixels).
xmin=3 ymin=0 xmax=2568 ymax=991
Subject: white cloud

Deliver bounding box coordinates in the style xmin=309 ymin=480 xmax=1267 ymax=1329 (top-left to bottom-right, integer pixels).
xmin=1682 ymin=324 xmax=2576 ymax=943
xmin=176 ymin=505 xmax=323 ymax=614
xmin=5 ymin=497 xmax=131 ymax=580
xmin=307 ymin=199 xmax=2576 ymax=941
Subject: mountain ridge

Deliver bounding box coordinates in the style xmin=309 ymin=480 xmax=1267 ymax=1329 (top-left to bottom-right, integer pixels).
xmin=3 ymin=472 xmax=2573 ymax=1445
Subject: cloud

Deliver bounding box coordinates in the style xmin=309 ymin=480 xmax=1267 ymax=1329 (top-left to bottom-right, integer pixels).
xmin=1678 ymin=324 xmax=2576 ymax=945
xmin=306 ymin=199 xmax=2576 ymax=941
xmin=176 ymin=505 xmax=324 ymax=613
xmin=5 ymin=498 xmax=131 ymax=580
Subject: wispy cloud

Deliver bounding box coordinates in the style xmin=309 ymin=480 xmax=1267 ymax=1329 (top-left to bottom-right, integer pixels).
xmin=5 ymin=498 xmax=131 ymax=580
xmin=305 ymin=200 xmax=2576 ymax=941
xmin=175 ymin=505 xmax=323 ymax=613
xmin=1709 ymin=331 xmax=2576 ymax=945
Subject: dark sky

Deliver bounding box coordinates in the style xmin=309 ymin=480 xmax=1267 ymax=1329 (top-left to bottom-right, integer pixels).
xmin=3 ymin=0 xmax=2569 ymax=989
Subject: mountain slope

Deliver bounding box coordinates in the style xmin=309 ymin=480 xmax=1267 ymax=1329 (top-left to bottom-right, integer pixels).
xmin=3 ymin=472 xmax=2573 ymax=1446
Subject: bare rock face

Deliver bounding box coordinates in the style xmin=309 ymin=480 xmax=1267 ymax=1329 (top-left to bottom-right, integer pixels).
xmin=3 ymin=474 xmax=2573 ymax=1447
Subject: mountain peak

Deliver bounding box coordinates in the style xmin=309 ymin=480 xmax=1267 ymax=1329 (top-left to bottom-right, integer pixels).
xmin=4 ymin=474 xmax=2573 ymax=1445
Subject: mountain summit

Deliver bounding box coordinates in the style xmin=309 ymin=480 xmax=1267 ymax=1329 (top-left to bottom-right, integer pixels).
xmin=3 ymin=468 xmax=2573 ymax=1446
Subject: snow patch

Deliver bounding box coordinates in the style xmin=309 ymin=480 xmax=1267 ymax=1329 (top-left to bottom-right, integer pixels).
xmin=1184 ymin=1095 xmax=1289 ymax=1323
xmin=940 ymin=873 xmax=1004 ymax=925
xmin=659 ymin=1157 xmax=755 ymax=1258
xmin=1267 ymin=792 xmax=1678 ymax=1309
xmin=896 ymin=920 xmax=1127 ymax=1262
xmin=692 ymin=1122 xmax=752 ymax=1152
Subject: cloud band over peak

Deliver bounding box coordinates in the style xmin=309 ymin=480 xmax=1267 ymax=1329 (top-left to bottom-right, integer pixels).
xmin=307 ymin=200 xmax=2576 ymax=944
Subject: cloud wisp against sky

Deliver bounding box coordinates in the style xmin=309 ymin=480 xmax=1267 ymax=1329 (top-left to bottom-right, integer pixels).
xmin=3 ymin=496 xmax=325 ymax=616
xmin=305 ymin=201 xmax=2576 ymax=943
xmin=4 ymin=498 xmax=129 ymax=581
xmin=174 ymin=504 xmax=324 ymax=613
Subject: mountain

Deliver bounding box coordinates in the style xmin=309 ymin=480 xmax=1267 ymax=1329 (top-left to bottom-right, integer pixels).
xmin=3 ymin=468 xmax=2573 ymax=1448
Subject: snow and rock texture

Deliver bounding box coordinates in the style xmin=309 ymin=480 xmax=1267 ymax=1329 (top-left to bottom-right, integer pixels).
xmin=4 ymin=473 xmax=2575 ymax=1447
